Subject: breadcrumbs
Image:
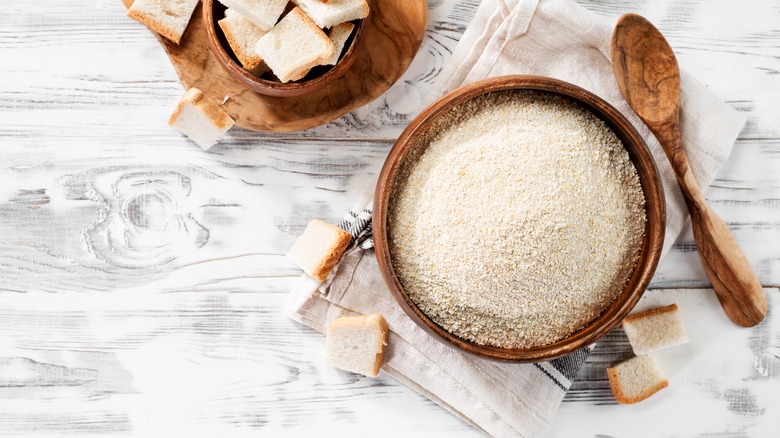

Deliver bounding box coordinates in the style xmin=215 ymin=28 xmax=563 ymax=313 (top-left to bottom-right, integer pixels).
xmin=388 ymin=90 xmax=646 ymax=349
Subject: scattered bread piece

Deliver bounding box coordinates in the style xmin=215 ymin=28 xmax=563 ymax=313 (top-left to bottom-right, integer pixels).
xmin=217 ymin=0 xmax=288 ymax=31
xmin=292 ymin=0 xmax=369 ymax=29
xmin=622 ymin=304 xmax=689 ymax=355
xmin=288 ymin=219 xmax=351 ymax=281
xmin=168 ymin=88 xmax=235 ymax=150
xmin=255 ymin=7 xmax=334 ymax=83
xmin=607 ymin=354 xmax=669 ymax=404
xmin=326 ymin=314 xmax=389 ymax=377
xmin=321 ymin=22 xmax=355 ymax=66
xmin=218 ymin=9 xmax=269 ymax=74
xmin=127 ymin=0 xmax=199 ymax=44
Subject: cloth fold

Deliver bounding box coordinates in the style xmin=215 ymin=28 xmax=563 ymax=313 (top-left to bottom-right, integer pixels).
xmin=286 ymin=0 xmax=747 ymax=436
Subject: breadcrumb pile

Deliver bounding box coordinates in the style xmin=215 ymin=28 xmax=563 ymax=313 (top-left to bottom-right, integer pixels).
xmin=389 ymin=90 xmax=646 ymax=349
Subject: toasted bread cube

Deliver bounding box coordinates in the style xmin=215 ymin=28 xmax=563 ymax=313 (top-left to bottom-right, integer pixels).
xmin=288 ymin=219 xmax=351 ymax=281
xmin=292 ymin=0 xmax=369 ymax=29
xmin=321 ymin=22 xmax=355 ymax=66
xmin=327 ymin=314 xmax=389 ymax=377
xmin=127 ymin=0 xmax=199 ymax=44
xmin=255 ymin=7 xmax=334 ymax=83
xmin=623 ymin=304 xmax=689 ymax=355
xmin=607 ymin=354 xmax=669 ymax=404
xmin=168 ymin=88 xmax=235 ymax=150
xmin=218 ymin=9 xmax=269 ymax=74
xmin=217 ymin=0 xmax=287 ymax=31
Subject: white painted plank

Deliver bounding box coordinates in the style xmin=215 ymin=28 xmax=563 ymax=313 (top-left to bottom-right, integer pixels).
xmin=0 ymin=289 xmax=776 ymax=435
xmin=0 ymin=139 xmax=387 ymax=294
xmin=1 ymin=136 xmax=779 ymax=291
xmin=0 ymin=290 xmax=474 ymax=436
xmin=546 ymin=288 xmax=780 ymax=438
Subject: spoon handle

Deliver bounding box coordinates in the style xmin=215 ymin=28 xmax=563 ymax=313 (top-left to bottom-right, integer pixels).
xmin=662 ymin=122 xmax=768 ymax=327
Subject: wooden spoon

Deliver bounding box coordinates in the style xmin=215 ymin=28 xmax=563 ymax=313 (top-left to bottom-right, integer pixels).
xmin=610 ymin=13 xmax=767 ymax=327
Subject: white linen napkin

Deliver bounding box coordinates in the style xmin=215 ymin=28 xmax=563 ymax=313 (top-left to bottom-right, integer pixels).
xmin=286 ymin=0 xmax=747 ymax=436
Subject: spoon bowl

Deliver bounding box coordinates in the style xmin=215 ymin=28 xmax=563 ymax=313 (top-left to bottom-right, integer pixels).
xmin=611 ymin=14 xmax=681 ymax=125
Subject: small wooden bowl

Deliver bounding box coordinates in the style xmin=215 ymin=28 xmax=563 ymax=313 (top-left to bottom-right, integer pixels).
xmin=374 ymin=75 xmax=666 ymax=363
xmin=204 ymin=0 xmax=367 ymax=97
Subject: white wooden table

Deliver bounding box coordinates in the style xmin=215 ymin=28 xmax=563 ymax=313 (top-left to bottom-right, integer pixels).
xmin=1 ymin=1 xmax=779 ymax=436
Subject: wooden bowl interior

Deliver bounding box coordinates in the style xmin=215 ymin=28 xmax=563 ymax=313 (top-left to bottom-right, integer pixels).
xmin=374 ymin=75 xmax=666 ymax=363
xmin=204 ymin=0 xmax=366 ymax=97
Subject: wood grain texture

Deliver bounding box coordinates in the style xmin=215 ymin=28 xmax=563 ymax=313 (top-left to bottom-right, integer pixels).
xmin=1 ymin=0 xmax=779 ymax=436
xmin=121 ymin=0 xmax=427 ymax=131
xmin=612 ymin=14 xmax=767 ymax=327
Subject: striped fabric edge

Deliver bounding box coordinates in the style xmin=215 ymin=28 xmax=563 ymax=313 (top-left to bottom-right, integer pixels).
xmin=336 ymin=207 xmax=374 ymax=250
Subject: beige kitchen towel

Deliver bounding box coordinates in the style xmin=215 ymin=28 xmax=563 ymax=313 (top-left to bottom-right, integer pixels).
xmin=286 ymin=0 xmax=747 ymax=437
xmin=287 ymin=186 xmax=587 ymax=438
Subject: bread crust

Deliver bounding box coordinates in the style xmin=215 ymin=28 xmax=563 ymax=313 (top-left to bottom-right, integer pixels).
xmin=218 ymin=17 xmax=265 ymax=72
xmin=290 ymin=67 xmax=312 ymax=82
xmin=367 ymin=313 xmax=389 ymax=376
xmin=322 ymin=22 xmax=354 ymax=65
xmin=168 ymin=88 xmax=235 ymax=130
xmin=295 ymin=0 xmax=369 ymax=28
xmin=327 ymin=313 xmax=389 ymax=377
xmin=355 ymin=2 xmax=370 ymax=20
xmin=607 ymin=357 xmax=669 ymax=404
xmin=608 ymin=367 xmax=669 ymax=404
xmin=127 ymin=7 xmax=185 ymax=44
xmin=310 ymin=222 xmax=351 ymax=281
xmin=622 ymin=303 xmax=678 ymax=325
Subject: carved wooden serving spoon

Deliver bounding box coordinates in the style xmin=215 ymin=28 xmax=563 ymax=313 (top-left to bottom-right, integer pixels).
xmin=610 ymin=13 xmax=767 ymax=327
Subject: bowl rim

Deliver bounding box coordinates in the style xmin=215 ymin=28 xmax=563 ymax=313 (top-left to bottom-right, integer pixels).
xmin=203 ymin=0 xmax=368 ymax=97
xmin=373 ymin=75 xmax=666 ymax=363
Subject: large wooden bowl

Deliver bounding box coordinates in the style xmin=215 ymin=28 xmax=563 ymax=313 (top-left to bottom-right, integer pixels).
xmin=374 ymin=75 xmax=666 ymax=363
xmin=204 ymin=0 xmax=367 ymax=97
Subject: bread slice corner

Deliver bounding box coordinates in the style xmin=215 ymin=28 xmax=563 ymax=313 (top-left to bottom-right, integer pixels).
xmin=293 ymin=0 xmax=369 ymax=29
xmin=321 ymin=22 xmax=355 ymax=66
xmin=168 ymin=88 xmax=235 ymax=150
xmin=326 ymin=313 xmax=389 ymax=377
xmin=607 ymin=354 xmax=669 ymax=404
xmin=127 ymin=0 xmax=199 ymax=44
xmin=287 ymin=219 xmax=351 ymax=281
xmin=217 ymin=0 xmax=288 ymax=31
xmin=218 ymin=9 xmax=269 ymax=74
xmin=622 ymin=303 xmax=689 ymax=355
xmin=255 ymin=7 xmax=334 ymax=83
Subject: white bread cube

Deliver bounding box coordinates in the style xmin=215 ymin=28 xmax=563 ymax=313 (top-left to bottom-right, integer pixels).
xmin=326 ymin=314 xmax=389 ymax=377
xmin=607 ymin=354 xmax=669 ymax=404
xmin=255 ymin=7 xmax=334 ymax=83
xmin=292 ymin=0 xmax=369 ymax=29
xmin=217 ymin=0 xmax=288 ymax=31
xmin=218 ymin=9 xmax=269 ymax=74
xmin=168 ymin=88 xmax=235 ymax=150
xmin=287 ymin=219 xmax=351 ymax=281
xmin=321 ymin=22 xmax=355 ymax=66
xmin=127 ymin=0 xmax=199 ymax=44
xmin=622 ymin=304 xmax=689 ymax=355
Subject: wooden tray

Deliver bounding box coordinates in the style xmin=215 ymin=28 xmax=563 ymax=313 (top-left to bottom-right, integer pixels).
xmin=122 ymin=0 xmax=428 ymax=132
